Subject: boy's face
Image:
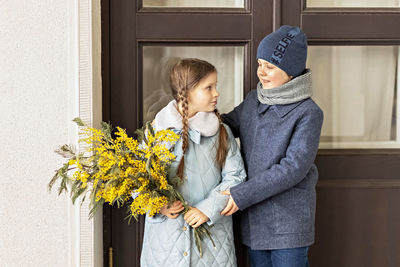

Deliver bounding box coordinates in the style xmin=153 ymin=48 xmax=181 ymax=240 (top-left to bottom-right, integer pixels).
xmin=257 ymin=59 xmax=292 ymax=89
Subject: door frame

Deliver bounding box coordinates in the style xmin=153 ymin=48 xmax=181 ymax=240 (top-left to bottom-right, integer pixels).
xmin=67 ymin=0 xmax=103 ymax=266
xmin=101 ymin=0 xmax=400 ymax=266
xmin=101 ymin=1 xmax=273 ymax=266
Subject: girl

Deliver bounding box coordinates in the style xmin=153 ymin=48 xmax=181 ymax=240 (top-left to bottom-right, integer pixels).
xmin=140 ymin=58 xmax=246 ymax=267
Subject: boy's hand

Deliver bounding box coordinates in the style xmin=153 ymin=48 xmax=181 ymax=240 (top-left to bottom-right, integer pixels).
xmin=160 ymin=201 xmax=184 ymax=219
xmin=220 ymin=190 xmax=239 ymax=216
xmin=184 ymin=207 xmax=209 ymax=228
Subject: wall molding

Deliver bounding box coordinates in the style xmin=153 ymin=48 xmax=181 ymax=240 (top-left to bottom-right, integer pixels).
xmin=68 ymin=0 xmax=103 ymax=266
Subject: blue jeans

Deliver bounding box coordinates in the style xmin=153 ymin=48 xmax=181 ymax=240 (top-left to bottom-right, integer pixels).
xmin=248 ymin=246 xmax=310 ymax=267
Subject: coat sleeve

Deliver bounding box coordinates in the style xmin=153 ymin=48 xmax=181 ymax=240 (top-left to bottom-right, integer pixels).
xmin=230 ymin=108 xmax=323 ymax=210
xmin=195 ymin=125 xmax=247 ymax=225
xmin=221 ymin=101 xmax=245 ymax=138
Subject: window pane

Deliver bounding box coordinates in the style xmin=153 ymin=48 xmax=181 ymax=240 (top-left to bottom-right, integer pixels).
xmin=143 ymin=0 xmax=245 ymax=8
xmin=307 ymin=46 xmax=399 ymax=148
xmin=307 ymin=0 xmax=400 ymax=8
xmin=142 ymin=46 xmax=244 ymax=122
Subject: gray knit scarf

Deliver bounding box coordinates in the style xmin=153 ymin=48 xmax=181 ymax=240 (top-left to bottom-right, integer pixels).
xmin=257 ymin=69 xmax=313 ymax=105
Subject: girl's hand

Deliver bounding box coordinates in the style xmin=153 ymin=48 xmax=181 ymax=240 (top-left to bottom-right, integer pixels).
xmin=184 ymin=207 xmax=209 ymax=228
xmin=160 ymin=201 xmax=184 ymax=219
xmin=220 ymin=190 xmax=239 ymax=216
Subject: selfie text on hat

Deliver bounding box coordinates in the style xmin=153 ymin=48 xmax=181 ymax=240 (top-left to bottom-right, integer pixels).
xmin=270 ymin=28 xmax=300 ymax=66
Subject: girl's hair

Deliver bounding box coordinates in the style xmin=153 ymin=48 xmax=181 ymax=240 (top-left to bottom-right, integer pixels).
xmin=169 ymin=58 xmax=228 ymax=180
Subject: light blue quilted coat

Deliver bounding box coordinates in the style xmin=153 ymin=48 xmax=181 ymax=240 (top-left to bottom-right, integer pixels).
xmin=140 ymin=123 xmax=246 ymax=267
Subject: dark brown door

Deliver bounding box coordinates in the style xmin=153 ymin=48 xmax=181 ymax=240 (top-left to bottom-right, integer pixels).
xmin=102 ymin=0 xmax=400 ymax=266
xmin=281 ymin=1 xmax=400 ymax=267
xmin=102 ymin=1 xmax=272 ymax=266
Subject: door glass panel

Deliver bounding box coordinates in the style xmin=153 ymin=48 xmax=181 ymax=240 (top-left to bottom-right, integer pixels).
xmin=307 ymin=46 xmax=399 ymax=148
xmin=142 ymin=46 xmax=244 ymax=122
xmin=307 ymin=0 xmax=400 ymax=8
xmin=143 ymin=0 xmax=245 ymax=8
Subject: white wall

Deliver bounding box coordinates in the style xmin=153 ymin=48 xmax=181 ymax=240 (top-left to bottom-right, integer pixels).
xmin=0 ymin=1 xmax=101 ymax=266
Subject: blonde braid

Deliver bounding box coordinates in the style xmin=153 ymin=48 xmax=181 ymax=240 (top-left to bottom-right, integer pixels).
xmin=176 ymin=70 xmax=190 ymax=180
xmin=179 ymin=96 xmax=189 ymax=150
xmin=214 ymin=109 xmax=228 ymax=169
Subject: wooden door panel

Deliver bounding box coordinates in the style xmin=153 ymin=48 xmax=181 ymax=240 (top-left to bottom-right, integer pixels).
xmin=136 ymin=13 xmax=252 ymax=40
xmin=316 ymin=151 xmax=400 ymax=180
xmin=310 ymin=186 xmax=400 ymax=267
xmin=310 ymin=152 xmax=400 ymax=265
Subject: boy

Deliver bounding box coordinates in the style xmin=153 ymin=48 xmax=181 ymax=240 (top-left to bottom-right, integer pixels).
xmin=221 ymin=25 xmax=323 ymax=267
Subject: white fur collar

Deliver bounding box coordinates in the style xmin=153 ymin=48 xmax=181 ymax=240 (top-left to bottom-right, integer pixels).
xmin=154 ymin=100 xmax=219 ymax=137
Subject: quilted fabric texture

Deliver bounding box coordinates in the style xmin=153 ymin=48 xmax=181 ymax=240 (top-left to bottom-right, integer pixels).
xmin=140 ymin=124 xmax=246 ymax=267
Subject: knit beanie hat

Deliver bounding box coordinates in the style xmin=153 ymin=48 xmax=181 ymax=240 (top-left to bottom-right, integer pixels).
xmin=257 ymin=25 xmax=308 ymax=77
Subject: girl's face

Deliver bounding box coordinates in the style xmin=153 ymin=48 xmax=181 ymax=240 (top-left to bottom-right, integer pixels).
xmin=187 ymin=71 xmax=219 ymax=117
xmin=257 ymin=58 xmax=292 ymax=89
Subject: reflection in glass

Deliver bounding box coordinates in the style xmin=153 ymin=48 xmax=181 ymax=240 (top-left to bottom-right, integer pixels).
xmin=142 ymin=46 xmax=244 ymax=122
xmin=307 ymin=46 xmax=399 ymax=148
xmin=143 ymin=0 xmax=245 ymax=8
xmin=307 ymin=0 xmax=400 ymax=8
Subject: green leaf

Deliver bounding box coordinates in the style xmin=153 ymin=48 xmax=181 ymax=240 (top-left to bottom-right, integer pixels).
xmin=101 ymin=121 xmax=113 ymax=139
xmin=81 ymin=194 xmax=87 ymax=206
xmin=135 ymin=126 xmax=145 ymax=143
xmin=48 ymin=171 xmax=61 ymax=192
xmin=194 ymin=228 xmax=203 ymax=257
xmin=89 ymin=179 xmax=100 ymax=205
xmin=145 ymin=153 xmax=153 ymax=173
xmin=58 ymin=173 xmax=69 ymax=196
xmin=146 ymin=121 xmax=155 ymax=137
xmin=200 ymin=225 xmax=216 ymax=248
xmin=55 ymin=144 xmax=76 ymax=158
xmin=125 ymin=205 xmax=139 ymax=223
xmin=88 ymin=199 xmax=104 ymax=219
xmin=71 ymin=186 xmax=87 ymax=204
xmin=49 ymin=162 xmax=71 ymax=194
xmin=73 ymin=117 xmax=85 ymax=127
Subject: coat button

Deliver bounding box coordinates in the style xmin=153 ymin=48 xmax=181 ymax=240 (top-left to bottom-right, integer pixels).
xmin=182 ymin=226 xmax=187 ymax=231
xmin=183 ymin=252 xmax=188 ymax=256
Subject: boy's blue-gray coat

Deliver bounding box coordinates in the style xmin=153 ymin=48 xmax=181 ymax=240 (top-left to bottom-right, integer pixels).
xmin=223 ymin=89 xmax=323 ymax=250
xmin=140 ymin=123 xmax=246 ymax=267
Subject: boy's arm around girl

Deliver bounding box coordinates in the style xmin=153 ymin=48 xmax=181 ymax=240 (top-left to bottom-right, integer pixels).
xmin=195 ymin=124 xmax=247 ymax=225
xmin=222 ymin=96 xmax=324 ymax=211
